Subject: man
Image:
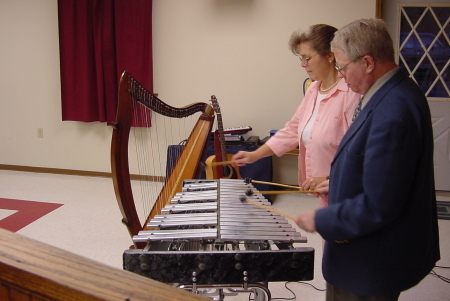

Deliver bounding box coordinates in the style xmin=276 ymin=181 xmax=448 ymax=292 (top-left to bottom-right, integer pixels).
xmin=295 ymin=19 xmax=440 ymax=300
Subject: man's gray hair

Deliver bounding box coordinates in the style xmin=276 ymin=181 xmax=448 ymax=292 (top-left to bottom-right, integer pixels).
xmin=331 ymin=18 xmax=395 ymax=63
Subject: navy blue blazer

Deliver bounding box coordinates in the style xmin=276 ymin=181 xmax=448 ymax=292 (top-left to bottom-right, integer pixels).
xmin=315 ymin=69 xmax=440 ymax=296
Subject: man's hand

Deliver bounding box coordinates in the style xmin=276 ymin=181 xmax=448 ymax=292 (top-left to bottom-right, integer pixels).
xmin=295 ymin=210 xmax=317 ymax=233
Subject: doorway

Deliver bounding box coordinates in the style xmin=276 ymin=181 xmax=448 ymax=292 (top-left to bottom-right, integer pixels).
xmin=382 ymin=1 xmax=450 ymax=191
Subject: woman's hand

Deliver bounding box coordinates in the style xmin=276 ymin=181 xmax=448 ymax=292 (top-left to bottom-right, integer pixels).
xmin=232 ymin=151 xmax=256 ymax=166
xmin=301 ymin=176 xmax=327 ymax=191
xmin=314 ymin=179 xmax=329 ymax=198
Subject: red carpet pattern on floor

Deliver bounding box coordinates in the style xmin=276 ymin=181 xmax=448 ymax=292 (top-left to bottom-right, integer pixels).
xmin=0 ymin=198 xmax=63 ymax=232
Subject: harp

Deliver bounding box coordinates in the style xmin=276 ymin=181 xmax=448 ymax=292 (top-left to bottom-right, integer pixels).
xmin=111 ymin=71 xmax=215 ymax=248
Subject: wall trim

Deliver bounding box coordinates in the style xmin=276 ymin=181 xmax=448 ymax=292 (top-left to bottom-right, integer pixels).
xmin=0 ymin=164 xmax=112 ymax=178
xmin=0 ymin=164 xmax=164 ymax=182
xmin=376 ymin=0 xmax=382 ymax=18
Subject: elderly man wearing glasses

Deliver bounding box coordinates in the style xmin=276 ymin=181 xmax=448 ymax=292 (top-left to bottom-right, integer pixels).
xmin=296 ymin=18 xmax=440 ymax=301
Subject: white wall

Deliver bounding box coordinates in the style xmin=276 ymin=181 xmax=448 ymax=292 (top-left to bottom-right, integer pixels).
xmin=0 ymin=0 xmax=375 ymax=174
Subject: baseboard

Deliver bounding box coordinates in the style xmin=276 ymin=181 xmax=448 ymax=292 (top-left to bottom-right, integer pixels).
xmin=0 ymin=164 xmax=112 ymax=178
xmin=0 ymin=164 xmax=166 ymax=182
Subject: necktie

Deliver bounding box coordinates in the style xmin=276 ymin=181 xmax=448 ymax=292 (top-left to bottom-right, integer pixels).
xmin=352 ymin=101 xmax=362 ymax=122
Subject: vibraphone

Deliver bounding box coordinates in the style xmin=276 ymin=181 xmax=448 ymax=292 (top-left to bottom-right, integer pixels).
xmin=124 ymin=179 xmax=314 ymax=299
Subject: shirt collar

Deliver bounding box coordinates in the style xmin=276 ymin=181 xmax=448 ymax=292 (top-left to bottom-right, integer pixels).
xmin=360 ymin=66 xmax=400 ymax=109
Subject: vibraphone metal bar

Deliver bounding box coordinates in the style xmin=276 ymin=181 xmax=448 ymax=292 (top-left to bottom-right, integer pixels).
xmin=124 ymin=179 xmax=314 ymax=286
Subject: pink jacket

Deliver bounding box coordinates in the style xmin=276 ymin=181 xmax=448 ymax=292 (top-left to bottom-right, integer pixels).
xmin=266 ymin=79 xmax=361 ymax=207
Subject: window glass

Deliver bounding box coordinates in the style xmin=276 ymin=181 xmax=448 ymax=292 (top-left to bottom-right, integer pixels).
xmin=398 ymin=5 xmax=450 ymax=98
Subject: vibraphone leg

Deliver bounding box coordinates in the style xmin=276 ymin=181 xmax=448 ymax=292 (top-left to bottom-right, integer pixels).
xmin=227 ymin=283 xmax=271 ymax=301
xmin=253 ymin=287 xmax=268 ymax=301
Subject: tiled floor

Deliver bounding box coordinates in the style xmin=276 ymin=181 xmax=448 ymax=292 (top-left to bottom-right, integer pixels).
xmin=0 ymin=169 xmax=449 ymax=300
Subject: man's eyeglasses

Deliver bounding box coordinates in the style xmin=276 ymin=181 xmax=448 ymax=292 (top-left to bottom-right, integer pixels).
xmin=299 ymin=53 xmax=318 ymax=66
xmin=335 ymin=56 xmax=364 ymax=75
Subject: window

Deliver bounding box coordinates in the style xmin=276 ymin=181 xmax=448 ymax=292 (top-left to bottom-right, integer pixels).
xmin=398 ymin=4 xmax=450 ymax=99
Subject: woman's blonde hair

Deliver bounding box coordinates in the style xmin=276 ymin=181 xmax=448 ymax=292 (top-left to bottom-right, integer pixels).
xmin=289 ymin=24 xmax=338 ymax=57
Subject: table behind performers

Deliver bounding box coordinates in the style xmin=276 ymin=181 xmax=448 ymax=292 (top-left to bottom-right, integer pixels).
xmin=167 ymin=142 xmax=274 ymax=201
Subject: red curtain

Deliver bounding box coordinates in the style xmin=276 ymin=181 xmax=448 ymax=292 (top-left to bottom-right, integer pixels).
xmin=58 ymin=0 xmax=153 ymax=123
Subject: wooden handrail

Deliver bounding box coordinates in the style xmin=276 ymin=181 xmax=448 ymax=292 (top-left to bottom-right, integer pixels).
xmin=0 ymin=228 xmax=207 ymax=301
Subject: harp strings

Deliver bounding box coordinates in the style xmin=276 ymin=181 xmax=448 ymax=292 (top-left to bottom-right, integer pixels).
xmin=131 ymin=86 xmax=156 ymax=222
xmin=130 ymin=88 xmax=200 ymax=223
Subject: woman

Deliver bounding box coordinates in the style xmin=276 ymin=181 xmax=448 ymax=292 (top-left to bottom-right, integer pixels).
xmin=232 ymin=24 xmax=361 ymax=208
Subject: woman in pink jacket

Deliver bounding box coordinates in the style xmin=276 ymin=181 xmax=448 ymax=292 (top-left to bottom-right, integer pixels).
xmin=232 ymin=24 xmax=361 ymax=208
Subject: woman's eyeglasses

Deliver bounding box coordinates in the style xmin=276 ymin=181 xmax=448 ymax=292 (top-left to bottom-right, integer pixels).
xmin=298 ymin=53 xmax=318 ymax=66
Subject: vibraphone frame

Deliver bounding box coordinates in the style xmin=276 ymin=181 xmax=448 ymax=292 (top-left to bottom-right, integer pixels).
xmin=124 ymin=179 xmax=314 ymax=300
